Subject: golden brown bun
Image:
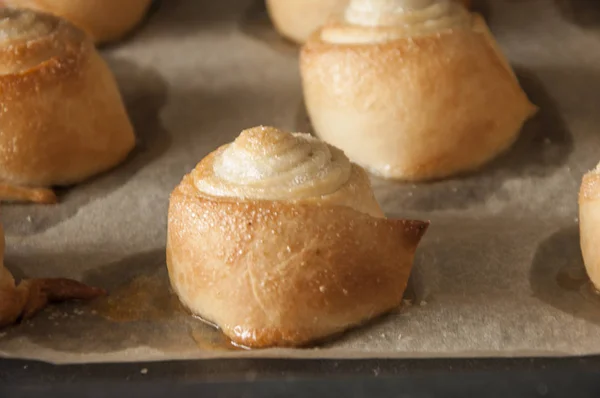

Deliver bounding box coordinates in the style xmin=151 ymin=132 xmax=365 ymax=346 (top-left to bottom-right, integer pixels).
xmin=300 ymin=0 xmax=536 ymax=181
xmin=1 ymin=0 xmax=151 ymax=44
xmin=0 ymin=221 xmax=106 ymax=328
xmin=579 ymin=165 xmax=600 ymax=291
xmin=167 ymin=126 xmax=429 ymax=348
xmin=0 ymin=8 xmax=134 ymax=202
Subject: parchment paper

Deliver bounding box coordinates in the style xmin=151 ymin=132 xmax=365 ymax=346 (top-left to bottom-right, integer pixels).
xmin=1 ymin=0 xmax=600 ymax=364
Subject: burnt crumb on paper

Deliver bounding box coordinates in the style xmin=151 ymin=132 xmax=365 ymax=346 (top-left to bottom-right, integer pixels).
xmin=0 ymin=250 xmax=237 ymax=357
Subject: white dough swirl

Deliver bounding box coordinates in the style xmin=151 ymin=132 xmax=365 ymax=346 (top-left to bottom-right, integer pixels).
xmin=0 ymin=8 xmax=56 ymax=44
xmin=0 ymin=8 xmax=68 ymax=75
xmin=194 ymin=126 xmax=352 ymax=200
xmin=322 ymin=0 xmax=470 ymax=44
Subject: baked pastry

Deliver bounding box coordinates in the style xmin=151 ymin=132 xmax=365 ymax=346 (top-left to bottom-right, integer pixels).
xmin=266 ymin=0 xmax=348 ymax=44
xmin=0 ymin=8 xmax=135 ymax=203
xmin=266 ymin=0 xmax=471 ymax=44
xmin=167 ymin=126 xmax=429 ymax=348
xmin=0 ymin=222 xmax=106 ymax=328
xmin=0 ymin=0 xmax=152 ymax=44
xmin=579 ymin=164 xmax=600 ymax=291
xmin=300 ymin=0 xmax=536 ymax=181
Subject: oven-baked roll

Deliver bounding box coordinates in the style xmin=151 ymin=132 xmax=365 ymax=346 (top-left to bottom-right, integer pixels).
xmin=0 ymin=0 xmax=151 ymax=44
xmin=266 ymin=0 xmax=348 ymax=44
xmin=300 ymin=0 xmax=536 ymax=181
xmin=0 ymin=221 xmax=106 ymax=328
xmin=0 ymin=8 xmax=135 ymax=203
xmin=579 ymin=164 xmax=600 ymax=291
xmin=167 ymin=126 xmax=429 ymax=348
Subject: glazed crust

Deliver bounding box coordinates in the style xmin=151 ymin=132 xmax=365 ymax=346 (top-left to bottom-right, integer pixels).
xmin=1 ymin=0 xmax=151 ymax=43
xmin=167 ymin=173 xmax=428 ymax=347
xmin=0 ymin=8 xmax=134 ymax=189
xmin=579 ymin=169 xmax=600 ymax=291
xmin=300 ymin=14 xmax=536 ymax=181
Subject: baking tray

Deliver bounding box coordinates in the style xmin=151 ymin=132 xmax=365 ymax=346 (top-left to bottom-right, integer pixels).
xmin=2 ymin=0 xmax=600 ymax=391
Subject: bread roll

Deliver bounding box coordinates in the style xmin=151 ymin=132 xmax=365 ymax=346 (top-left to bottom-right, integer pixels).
xmin=167 ymin=126 xmax=429 ymax=348
xmin=266 ymin=0 xmax=470 ymax=44
xmin=266 ymin=0 xmax=348 ymax=44
xmin=0 ymin=0 xmax=151 ymax=44
xmin=0 ymin=8 xmax=135 ymax=203
xmin=300 ymin=0 xmax=536 ymax=181
xmin=0 ymin=221 xmax=106 ymax=328
xmin=579 ymin=164 xmax=600 ymax=291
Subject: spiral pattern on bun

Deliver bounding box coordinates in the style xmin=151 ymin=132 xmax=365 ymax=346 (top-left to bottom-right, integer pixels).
xmin=266 ymin=0 xmax=470 ymax=44
xmin=0 ymin=0 xmax=151 ymax=44
xmin=0 ymin=8 xmax=66 ymax=74
xmin=322 ymin=0 xmax=470 ymax=43
xmin=0 ymin=7 xmax=55 ymax=41
xmin=194 ymin=126 xmax=352 ymax=200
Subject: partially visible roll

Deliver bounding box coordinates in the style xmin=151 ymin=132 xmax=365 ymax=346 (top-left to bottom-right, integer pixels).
xmin=301 ymin=0 xmax=536 ymax=181
xmin=0 ymin=221 xmax=106 ymax=328
xmin=266 ymin=0 xmax=348 ymax=44
xmin=579 ymin=164 xmax=600 ymax=291
xmin=0 ymin=8 xmax=135 ymax=203
xmin=167 ymin=126 xmax=429 ymax=348
xmin=0 ymin=0 xmax=151 ymax=44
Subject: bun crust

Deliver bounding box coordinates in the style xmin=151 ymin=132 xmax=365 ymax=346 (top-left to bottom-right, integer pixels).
xmin=0 ymin=8 xmax=134 ymax=192
xmin=1 ymin=0 xmax=151 ymax=43
xmin=300 ymin=5 xmax=536 ymax=181
xmin=166 ymin=126 xmax=428 ymax=347
xmin=579 ymin=167 xmax=600 ymax=291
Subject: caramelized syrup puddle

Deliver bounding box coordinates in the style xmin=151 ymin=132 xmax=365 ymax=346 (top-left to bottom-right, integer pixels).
xmin=91 ymin=272 xmax=242 ymax=351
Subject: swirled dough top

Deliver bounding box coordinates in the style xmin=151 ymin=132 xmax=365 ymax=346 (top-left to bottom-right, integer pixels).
xmin=0 ymin=8 xmax=57 ymax=43
xmin=321 ymin=0 xmax=470 ymax=44
xmin=194 ymin=126 xmax=353 ymax=200
xmin=0 ymin=8 xmax=79 ymax=75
